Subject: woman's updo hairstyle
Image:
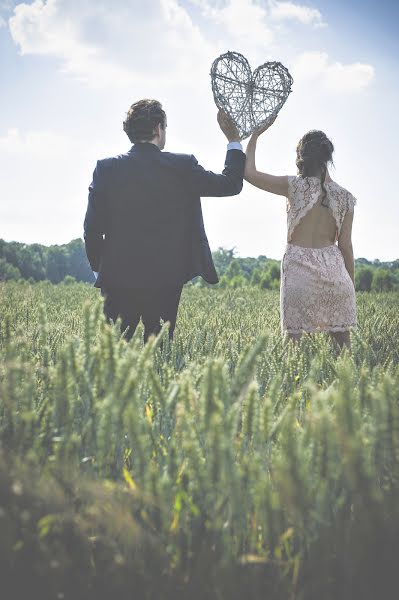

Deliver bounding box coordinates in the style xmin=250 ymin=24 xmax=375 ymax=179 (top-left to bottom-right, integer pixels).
xmin=296 ymin=130 xmax=334 ymax=206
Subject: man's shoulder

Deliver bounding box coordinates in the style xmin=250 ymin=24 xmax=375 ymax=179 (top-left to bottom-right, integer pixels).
xmin=96 ymin=155 xmax=119 ymax=171
xmin=161 ymin=151 xmax=195 ymax=166
xmin=97 ymin=153 xmax=129 ymax=169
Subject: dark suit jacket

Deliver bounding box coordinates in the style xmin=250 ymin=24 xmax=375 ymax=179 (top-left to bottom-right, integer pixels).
xmin=84 ymin=143 xmax=245 ymax=289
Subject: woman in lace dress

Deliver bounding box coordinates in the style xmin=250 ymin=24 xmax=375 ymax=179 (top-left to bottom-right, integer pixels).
xmin=244 ymin=125 xmax=357 ymax=348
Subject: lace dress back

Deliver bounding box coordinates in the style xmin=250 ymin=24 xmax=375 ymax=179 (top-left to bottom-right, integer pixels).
xmin=286 ymin=176 xmax=357 ymax=243
xmin=280 ymin=176 xmax=357 ymax=335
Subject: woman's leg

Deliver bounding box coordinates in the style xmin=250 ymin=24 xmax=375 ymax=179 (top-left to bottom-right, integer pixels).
xmin=287 ymin=332 xmax=302 ymax=344
xmin=330 ymin=330 xmax=351 ymax=350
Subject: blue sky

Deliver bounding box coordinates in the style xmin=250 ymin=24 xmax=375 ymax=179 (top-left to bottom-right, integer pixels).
xmin=0 ymin=0 xmax=398 ymax=261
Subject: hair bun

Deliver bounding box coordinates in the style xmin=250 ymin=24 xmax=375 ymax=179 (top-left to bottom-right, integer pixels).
xmin=295 ymin=130 xmax=334 ymax=176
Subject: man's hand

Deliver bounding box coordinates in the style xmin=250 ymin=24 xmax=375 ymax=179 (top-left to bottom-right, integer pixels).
xmin=217 ymin=109 xmax=240 ymax=143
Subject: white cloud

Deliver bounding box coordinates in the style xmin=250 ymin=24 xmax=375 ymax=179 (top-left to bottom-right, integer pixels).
xmin=9 ymin=0 xmax=134 ymax=87
xmin=0 ymin=14 xmax=6 ymax=27
xmin=268 ymin=0 xmax=326 ymax=28
xmin=190 ymin=0 xmax=326 ymax=38
xmin=8 ymin=0 xmax=217 ymax=88
xmin=292 ymin=51 xmax=375 ymax=93
xmin=6 ymin=0 xmax=373 ymax=97
xmin=0 ymin=127 xmax=86 ymax=157
xmin=196 ymin=0 xmax=274 ymax=45
xmin=156 ymin=0 xmax=218 ymax=75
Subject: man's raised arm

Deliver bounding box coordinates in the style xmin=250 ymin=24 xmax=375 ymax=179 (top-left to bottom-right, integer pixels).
xmin=186 ymin=110 xmax=245 ymax=197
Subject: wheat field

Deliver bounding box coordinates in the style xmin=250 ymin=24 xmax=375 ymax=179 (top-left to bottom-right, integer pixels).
xmin=1 ymin=281 xmax=399 ymax=600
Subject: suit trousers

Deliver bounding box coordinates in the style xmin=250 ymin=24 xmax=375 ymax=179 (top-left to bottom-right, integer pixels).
xmin=102 ymin=285 xmax=183 ymax=342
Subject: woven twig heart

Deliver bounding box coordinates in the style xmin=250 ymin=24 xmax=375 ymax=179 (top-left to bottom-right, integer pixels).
xmin=211 ymin=51 xmax=293 ymax=140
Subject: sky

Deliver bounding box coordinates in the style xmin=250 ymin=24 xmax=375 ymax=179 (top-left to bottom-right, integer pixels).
xmin=0 ymin=0 xmax=398 ymax=261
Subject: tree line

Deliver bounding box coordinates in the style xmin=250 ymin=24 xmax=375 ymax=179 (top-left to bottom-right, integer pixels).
xmin=0 ymin=239 xmax=398 ymax=292
xmin=204 ymin=249 xmax=399 ymax=292
xmin=0 ymin=238 xmax=94 ymax=285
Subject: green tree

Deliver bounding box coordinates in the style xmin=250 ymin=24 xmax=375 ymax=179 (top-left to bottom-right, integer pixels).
xmin=252 ymin=262 xmax=281 ymax=290
xmin=250 ymin=268 xmax=263 ymax=286
xmin=220 ymin=259 xmax=247 ymax=287
xmin=355 ymin=267 xmax=373 ymax=292
xmin=0 ymin=258 xmax=21 ymax=281
xmin=212 ymin=248 xmax=235 ymax=277
xmin=268 ymin=263 xmax=281 ymax=281
xmin=62 ymin=275 xmax=77 ymax=285
xmin=66 ymin=238 xmax=94 ymax=281
xmin=372 ymin=269 xmax=394 ymax=292
xmin=46 ymin=247 xmax=68 ymax=283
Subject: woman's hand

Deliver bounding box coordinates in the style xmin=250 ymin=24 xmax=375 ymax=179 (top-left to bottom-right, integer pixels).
xmin=250 ymin=116 xmax=277 ymax=140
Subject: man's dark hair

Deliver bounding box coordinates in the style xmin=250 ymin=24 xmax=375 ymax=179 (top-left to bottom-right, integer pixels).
xmin=123 ymin=99 xmax=166 ymax=143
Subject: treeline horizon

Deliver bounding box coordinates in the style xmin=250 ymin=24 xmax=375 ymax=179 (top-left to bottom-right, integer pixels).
xmin=0 ymin=237 xmax=398 ymax=292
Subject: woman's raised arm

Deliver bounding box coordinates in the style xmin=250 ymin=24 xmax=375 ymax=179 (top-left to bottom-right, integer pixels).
xmin=244 ymin=121 xmax=288 ymax=197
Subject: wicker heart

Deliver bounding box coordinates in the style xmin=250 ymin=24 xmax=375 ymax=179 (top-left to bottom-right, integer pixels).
xmin=211 ymin=51 xmax=293 ymax=140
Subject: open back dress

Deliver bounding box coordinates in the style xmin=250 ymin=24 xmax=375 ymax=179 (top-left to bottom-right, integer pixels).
xmin=280 ymin=176 xmax=357 ymax=335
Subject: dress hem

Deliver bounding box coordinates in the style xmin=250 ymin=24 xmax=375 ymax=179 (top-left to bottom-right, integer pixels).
xmin=283 ymin=325 xmax=357 ymax=335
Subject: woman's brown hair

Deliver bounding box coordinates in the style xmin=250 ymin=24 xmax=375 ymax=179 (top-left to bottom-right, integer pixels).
xmin=296 ymin=130 xmax=334 ymax=206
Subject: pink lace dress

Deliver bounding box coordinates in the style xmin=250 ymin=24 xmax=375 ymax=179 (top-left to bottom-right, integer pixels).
xmin=280 ymin=176 xmax=357 ymax=335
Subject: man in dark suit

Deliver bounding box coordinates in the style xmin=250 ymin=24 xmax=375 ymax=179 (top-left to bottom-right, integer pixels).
xmin=84 ymin=99 xmax=245 ymax=341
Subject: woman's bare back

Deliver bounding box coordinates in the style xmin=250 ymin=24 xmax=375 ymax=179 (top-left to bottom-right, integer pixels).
xmin=286 ymin=177 xmax=356 ymax=249
xmin=289 ymin=198 xmax=337 ymax=248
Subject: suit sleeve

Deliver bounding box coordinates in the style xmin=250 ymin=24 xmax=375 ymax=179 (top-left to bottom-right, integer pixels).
xmin=84 ymin=160 xmax=107 ymax=272
xmin=187 ymin=149 xmax=245 ymax=197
